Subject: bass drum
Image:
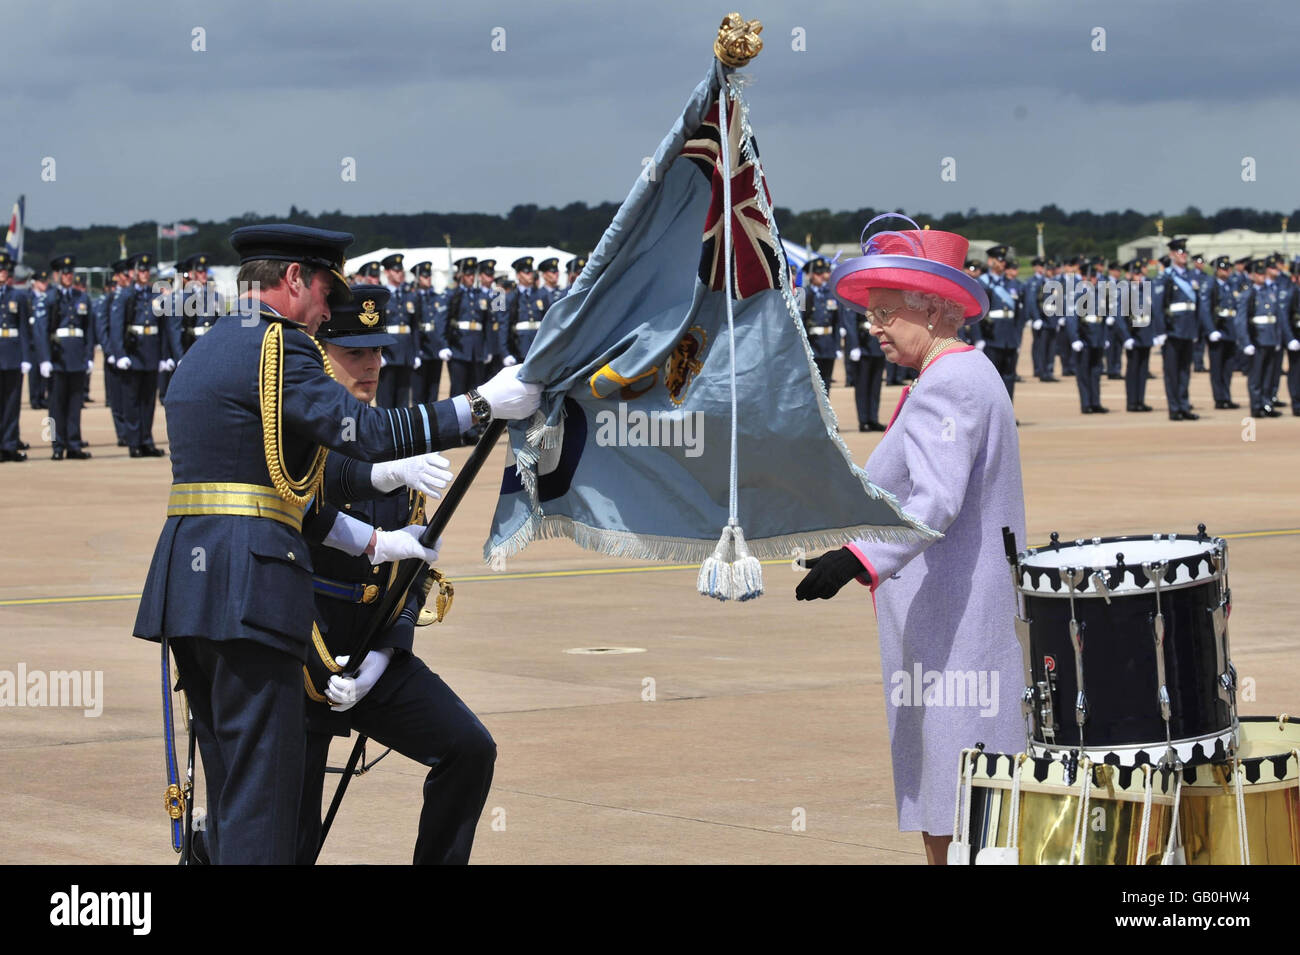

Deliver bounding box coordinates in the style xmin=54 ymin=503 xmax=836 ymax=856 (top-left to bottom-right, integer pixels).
xmin=1179 ymin=715 xmax=1300 ymax=865
xmin=1016 ymin=532 xmax=1235 ymax=766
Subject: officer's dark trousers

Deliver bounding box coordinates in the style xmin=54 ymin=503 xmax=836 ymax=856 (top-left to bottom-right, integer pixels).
xmin=1055 ymin=324 xmax=1076 ymax=375
xmin=1162 ymin=338 xmax=1193 ymax=415
xmin=1247 ymin=347 xmax=1282 ymax=412
xmin=171 ymin=637 xmax=305 ymax=865
xmin=843 ymin=355 xmax=858 ymax=387
xmin=1267 ymin=344 xmax=1284 ymax=402
xmin=27 ymin=366 xmax=47 ymax=407
xmin=376 ymin=365 xmax=413 ymax=408
xmin=104 ymin=364 xmax=128 ymax=440
xmin=853 ymin=356 xmax=885 ymax=426
xmin=0 ymin=368 xmax=22 ymax=451
xmin=1124 ymin=346 xmax=1150 ymax=407
xmin=984 ymin=346 xmax=1017 ymax=400
xmin=814 ymin=357 xmax=835 ymax=393
xmin=158 ymin=369 xmax=172 ymax=403
xmin=298 ymin=654 xmax=495 ymax=865
xmin=1105 ymin=333 xmax=1124 ymax=377
xmin=447 ymin=360 xmax=481 ymax=403
xmin=1032 ymin=325 xmax=1056 ymax=378
xmin=1075 ymin=345 xmax=1103 ymax=410
xmin=49 ymin=370 xmax=86 ymax=451
xmin=1288 ymin=347 xmax=1300 ymax=411
xmin=414 ymin=359 xmax=443 ymax=404
xmin=1208 ymin=339 xmax=1237 ymax=404
xmin=122 ymin=370 xmax=159 ymax=448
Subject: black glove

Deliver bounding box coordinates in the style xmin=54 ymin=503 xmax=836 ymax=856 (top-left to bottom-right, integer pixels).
xmin=794 ymin=547 xmax=867 ymax=601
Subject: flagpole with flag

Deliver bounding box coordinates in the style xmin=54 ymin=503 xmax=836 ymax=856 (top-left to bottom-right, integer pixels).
xmin=484 ymin=12 xmax=936 ymax=600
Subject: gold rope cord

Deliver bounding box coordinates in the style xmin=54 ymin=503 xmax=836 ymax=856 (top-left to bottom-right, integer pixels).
xmin=259 ymin=321 xmax=329 ymax=508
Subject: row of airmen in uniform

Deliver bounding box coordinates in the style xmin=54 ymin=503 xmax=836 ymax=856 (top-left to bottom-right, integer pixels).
xmin=797 ymin=238 xmax=1300 ymax=427
xmin=0 ymin=249 xmax=591 ymax=462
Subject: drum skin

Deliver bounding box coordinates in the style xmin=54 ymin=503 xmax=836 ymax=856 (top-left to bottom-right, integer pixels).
xmin=1025 ymin=581 xmax=1230 ymax=762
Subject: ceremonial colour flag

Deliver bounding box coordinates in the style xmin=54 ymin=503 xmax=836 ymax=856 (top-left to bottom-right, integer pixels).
xmin=485 ymin=62 xmax=937 ymax=568
xmin=4 ymin=195 xmax=23 ymax=262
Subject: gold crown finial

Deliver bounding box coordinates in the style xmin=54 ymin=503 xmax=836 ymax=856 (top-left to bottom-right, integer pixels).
xmin=714 ymin=13 xmax=763 ymax=67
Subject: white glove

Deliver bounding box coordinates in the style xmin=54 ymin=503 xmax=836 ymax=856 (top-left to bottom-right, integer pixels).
xmin=326 ymin=650 xmax=393 ymax=712
xmin=503 ymin=355 xmax=517 ymax=367
xmin=478 ymin=364 xmax=542 ymax=420
xmin=1071 ymin=340 xmax=1084 ymax=352
xmin=116 ymin=357 xmax=132 ymax=370
xmin=1288 ymin=339 xmax=1300 ymax=352
xmin=166 ymin=358 xmax=176 ymax=372
xmin=413 ymin=355 xmax=422 ymax=369
xmin=19 ymin=361 xmax=30 ymax=374
xmin=39 ymin=361 xmax=52 ymax=378
xmin=835 ymin=349 xmax=843 ymax=359
xmin=849 ymin=348 xmax=861 ymax=362
xmin=371 ymin=452 xmax=453 ymax=498
xmin=369 ymin=525 xmax=441 ymax=566
xmin=1124 ymin=338 xmax=1135 ymax=350
xmin=438 ymin=348 xmax=452 ymax=361
xmin=86 ymin=360 xmax=94 ymax=374
xmin=1243 ymin=344 xmax=1256 ymax=356
xmin=1105 ymin=316 xmax=1115 ymax=327
xmin=106 ymin=355 xmax=115 ymax=364
xmin=1153 ymin=335 xmax=1167 ymax=347
xmin=1208 ymin=330 xmax=1222 ymax=342
xmin=484 ymin=354 xmax=494 ymax=364
xmin=975 ymin=340 xmax=986 ymax=351
xmin=1031 ymin=319 xmax=1043 ymax=331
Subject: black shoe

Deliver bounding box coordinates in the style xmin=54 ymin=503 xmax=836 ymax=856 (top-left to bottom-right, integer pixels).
xmin=1226 ymin=401 xmax=1241 ymax=409
xmin=143 ymin=445 xmax=166 ymax=457
xmin=1107 ymin=374 xmax=1124 ymax=380
xmin=1138 ymin=404 xmax=1154 ymax=412
xmin=1014 ymin=375 xmax=1024 ymax=383
xmin=0 ymin=449 xmax=26 ymax=462
xmin=1264 ymin=407 xmax=1282 ymax=418
xmin=1251 ymin=408 xmax=1264 ymax=417
xmin=1215 ymin=401 xmax=1230 ymax=409
xmin=1082 ymin=407 xmax=1095 ymax=414
xmin=129 ymin=446 xmax=145 ymax=458
xmin=51 ymin=448 xmax=64 ymax=460
xmin=1169 ymin=412 xmax=1185 ymax=421
xmin=867 ymin=422 xmax=886 ymax=432
xmin=1127 ymin=405 xmax=1138 ymax=412
xmin=17 ymin=441 xmax=29 ymax=451
xmin=1184 ymin=412 xmax=1200 ymax=420
xmin=1042 ymin=376 xmax=1059 ymax=383
xmin=117 ymin=438 xmax=128 ymax=447
xmin=67 ymin=449 xmax=91 ymax=460
xmin=1091 ymin=406 xmax=1110 ymax=414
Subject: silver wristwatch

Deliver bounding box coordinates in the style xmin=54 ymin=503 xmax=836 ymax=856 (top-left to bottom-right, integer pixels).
xmin=466 ymin=388 xmax=492 ymax=425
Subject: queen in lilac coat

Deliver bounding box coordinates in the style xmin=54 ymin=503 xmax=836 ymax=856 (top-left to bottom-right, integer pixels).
xmin=796 ymin=217 xmax=1028 ymax=862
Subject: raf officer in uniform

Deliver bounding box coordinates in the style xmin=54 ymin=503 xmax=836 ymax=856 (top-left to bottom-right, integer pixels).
xmin=1066 ymin=260 xmax=1109 ymax=414
xmin=24 ymin=268 xmax=51 ymax=410
xmin=96 ymin=259 xmax=132 ymax=446
xmin=132 ymin=225 xmax=539 ymax=864
xmin=357 ymin=261 xmax=382 ymax=285
xmin=537 ymin=257 xmax=563 ymax=306
xmin=477 ymin=260 xmax=502 ymax=379
xmin=36 ymin=255 xmax=95 ymax=458
xmin=110 ymin=252 xmax=168 ymax=455
xmin=1103 ymin=259 xmax=1126 ymax=379
xmin=412 ymin=261 xmax=445 ymax=404
xmin=1266 ymin=255 xmax=1292 ymax=409
xmin=0 ymin=252 xmax=30 ymax=461
xmin=842 ymin=305 xmax=886 ymax=431
xmin=377 ymin=253 xmax=421 ymax=408
xmin=1117 ymin=258 xmax=1156 ymax=412
xmin=1240 ymin=259 xmax=1283 ymax=417
xmin=298 ymin=286 xmax=495 ymax=864
xmin=976 ymin=245 xmax=1021 ymax=402
xmin=1028 ymin=258 xmax=1059 ymax=381
xmin=439 ymin=257 xmax=490 ymax=414
xmin=503 ymin=255 xmax=547 ymax=363
xmin=168 ymin=253 xmax=224 ymax=362
xmin=801 ymin=257 xmax=838 ymax=392
xmin=1153 ymin=238 xmax=1210 ymax=421
xmin=1286 ymin=273 xmax=1300 ymax=414
xmin=1206 ymin=256 xmax=1241 ymax=409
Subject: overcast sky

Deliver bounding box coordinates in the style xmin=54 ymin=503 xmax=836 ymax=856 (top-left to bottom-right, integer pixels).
xmin=4 ymin=0 xmax=1298 ymax=231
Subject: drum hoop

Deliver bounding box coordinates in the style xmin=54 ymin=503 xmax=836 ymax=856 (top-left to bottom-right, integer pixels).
xmin=1017 ymin=563 xmax=1222 ymax=599
xmin=1029 ymin=728 xmax=1234 ymax=765
xmin=1016 ymin=534 xmax=1225 ymax=598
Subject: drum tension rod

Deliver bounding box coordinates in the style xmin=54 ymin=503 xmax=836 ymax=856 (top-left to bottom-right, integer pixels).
xmin=1145 ymin=559 xmax=1177 ymax=765
xmin=1062 ymin=567 xmax=1088 ymax=747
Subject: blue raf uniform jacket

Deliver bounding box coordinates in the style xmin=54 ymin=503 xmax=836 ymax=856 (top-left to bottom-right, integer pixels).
xmin=110 ymin=282 xmax=165 ymax=371
xmin=979 ymin=273 xmax=1023 ymax=349
xmin=802 ymin=283 xmax=839 ymax=360
xmin=1154 ymin=266 xmax=1210 ymax=341
xmin=94 ymin=289 xmax=116 ymax=361
xmin=132 ymin=304 xmax=464 ymax=660
xmin=439 ymin=283 xmax=492 ymax=364
xmin=24 ymin=287 xmax=49 ymax=365
xmin=841 ymin=309 xmax=884 ymax=359
xmin=36 ymin=286 xmax=95 ymax=371
xmin=166 ymin=283 xmax=225 ymax=358
xmin=503 ymin=285 xmax=547 ymax=360
xmin=382 ymin=284 xmax=421 ymax=367
xmin=416 ymin=286 xmax=446 ymax=361
xmin=1240 ymin=282 xmax=1284 ymax=348
xmin=0 ymin=283 xmax=30 ymax=370
xmin=1207 ymin=277 xmax=1238 ymax=343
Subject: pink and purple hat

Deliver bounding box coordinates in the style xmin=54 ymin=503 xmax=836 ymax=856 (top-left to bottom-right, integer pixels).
xmin=829 ymin=213 xmax=989 ymax=324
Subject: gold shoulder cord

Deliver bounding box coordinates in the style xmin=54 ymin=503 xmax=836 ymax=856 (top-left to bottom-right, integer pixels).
xmin=259 ymin=322 xmax=330 ymax=509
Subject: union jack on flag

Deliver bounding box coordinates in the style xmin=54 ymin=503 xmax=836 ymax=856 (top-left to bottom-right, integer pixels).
xmin=681 ymin=96 xmax=783 ymax=299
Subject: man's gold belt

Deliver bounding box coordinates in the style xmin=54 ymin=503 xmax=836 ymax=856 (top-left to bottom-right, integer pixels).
xmin=166 ymin=482 xmax=306 ymax=531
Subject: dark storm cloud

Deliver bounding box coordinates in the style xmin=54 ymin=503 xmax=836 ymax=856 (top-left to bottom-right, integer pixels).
xmin=2 ymin=0 xmax=1297 ymax=230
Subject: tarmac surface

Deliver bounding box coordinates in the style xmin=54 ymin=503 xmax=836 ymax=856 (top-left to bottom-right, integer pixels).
xmin=1 ymin=350 xmax=1297 ymax=864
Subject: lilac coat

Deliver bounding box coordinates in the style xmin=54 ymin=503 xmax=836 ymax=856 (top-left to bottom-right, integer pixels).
xmin=849 ymin=347 xmax=1027 ymax=835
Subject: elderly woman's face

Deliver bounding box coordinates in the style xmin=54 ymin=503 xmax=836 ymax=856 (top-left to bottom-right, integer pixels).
xmin=866 ymin=288 xmax=937 ymax=370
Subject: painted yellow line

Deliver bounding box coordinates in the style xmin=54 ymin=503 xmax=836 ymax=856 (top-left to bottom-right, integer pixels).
xmin=4 ymin=528 xmax=1299 ymax=608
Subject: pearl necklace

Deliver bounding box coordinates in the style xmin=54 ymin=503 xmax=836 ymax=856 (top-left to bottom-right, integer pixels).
xmin=920 ymin=336 xmax=961 ymax=373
